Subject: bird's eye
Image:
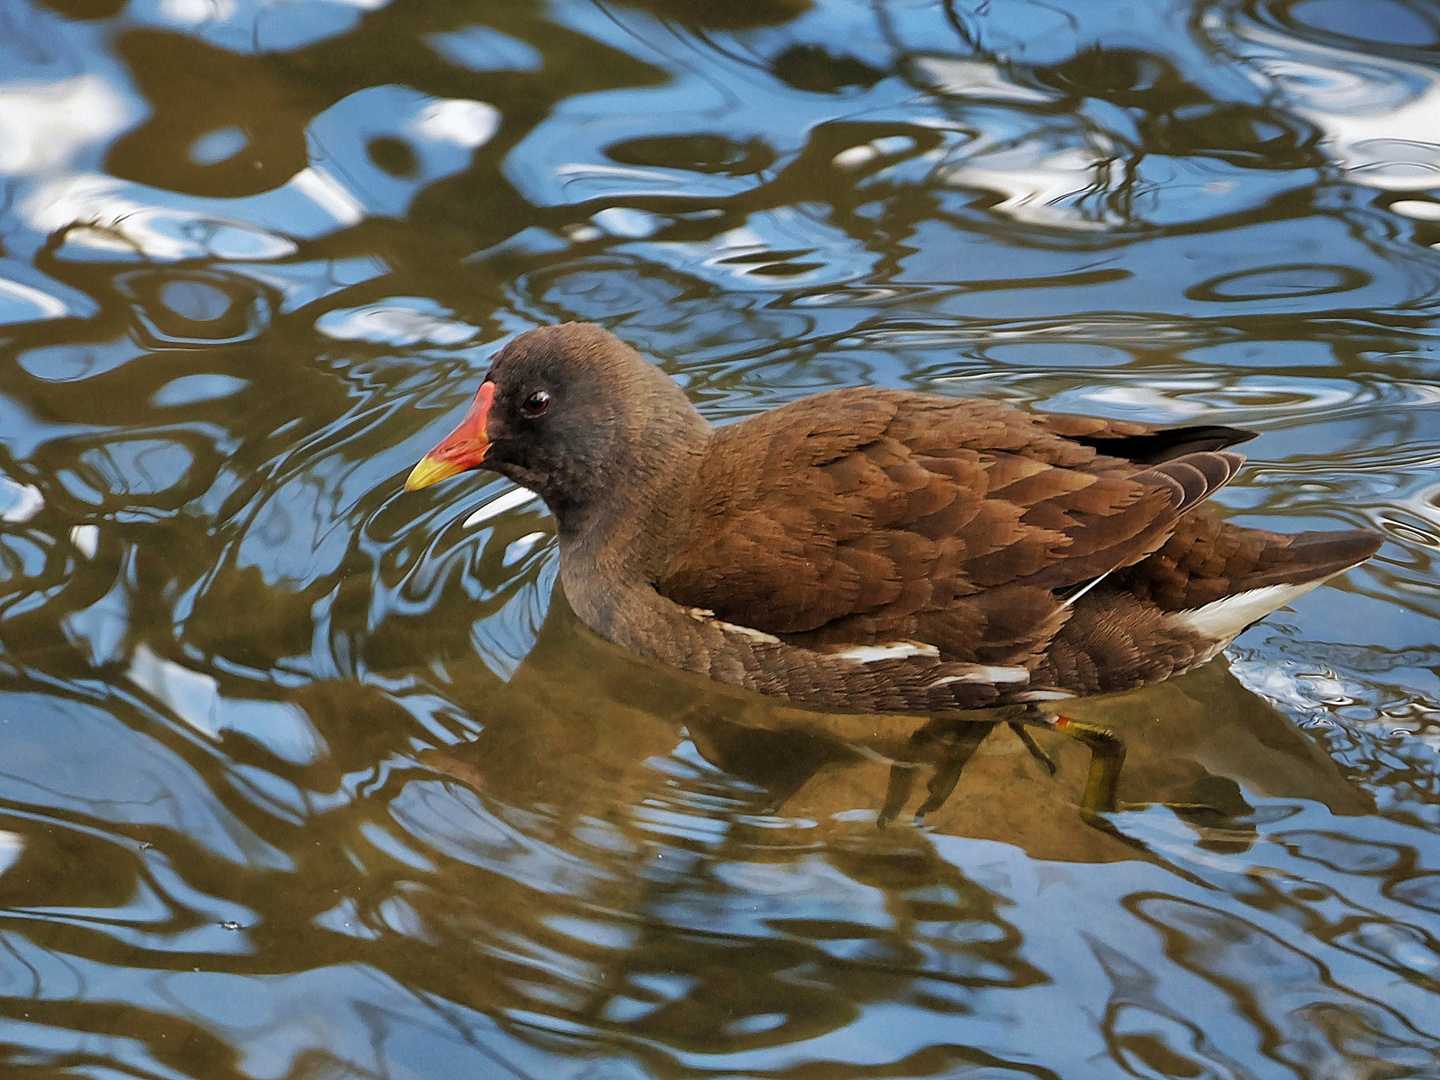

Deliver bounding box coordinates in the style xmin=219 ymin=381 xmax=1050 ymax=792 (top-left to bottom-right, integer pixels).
xmin=521 ymin=390 xmax=550 ymax=417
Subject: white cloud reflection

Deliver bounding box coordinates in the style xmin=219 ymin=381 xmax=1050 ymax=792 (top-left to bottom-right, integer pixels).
xmin=0 ymin=75 xmax=136 ymax=176
xmin=127 ymin=644 xmax=329 ymax=765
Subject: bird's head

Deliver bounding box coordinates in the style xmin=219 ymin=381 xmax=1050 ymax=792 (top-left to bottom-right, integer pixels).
xmin=405 ymin=323 xmax=704 ymax=530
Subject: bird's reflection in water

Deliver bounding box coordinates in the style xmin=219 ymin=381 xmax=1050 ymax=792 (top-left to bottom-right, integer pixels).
xmin=274 ymin=585 xmax=1393 ymax=1068
xmin=410 ymin=587 xmax=1370 ymax=865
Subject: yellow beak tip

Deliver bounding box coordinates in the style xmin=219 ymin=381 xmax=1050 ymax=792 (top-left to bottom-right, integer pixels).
xmin=404 ymin=456 xmax=461 ymax=492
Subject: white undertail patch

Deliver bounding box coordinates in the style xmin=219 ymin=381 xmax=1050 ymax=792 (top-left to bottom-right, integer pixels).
xmin=1170 ymin=580 xmax=1327 ymax=640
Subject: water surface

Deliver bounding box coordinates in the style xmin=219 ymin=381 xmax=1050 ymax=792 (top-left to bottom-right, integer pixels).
xmin=1 ymin=0 xmax=1439 ymax=1076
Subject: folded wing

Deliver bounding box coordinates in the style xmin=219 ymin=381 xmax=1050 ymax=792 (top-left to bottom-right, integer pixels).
xmin=659 ymin=389 xmax=1253 ymax=669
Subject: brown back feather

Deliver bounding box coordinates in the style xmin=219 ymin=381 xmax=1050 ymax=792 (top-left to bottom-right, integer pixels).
xmin=659 ymin=389 xmax=1242 ymax=667
xmin=1112 ymin=516 xmax=1382 ymax=611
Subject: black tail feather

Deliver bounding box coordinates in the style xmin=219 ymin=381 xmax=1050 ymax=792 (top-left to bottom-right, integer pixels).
xmin=1075 ymin=424 xmax=1257 ymax=464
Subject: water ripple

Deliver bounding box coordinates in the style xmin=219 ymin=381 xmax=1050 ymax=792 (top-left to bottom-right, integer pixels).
xmin=0 ymin=0 xmax=1435 ymax=1076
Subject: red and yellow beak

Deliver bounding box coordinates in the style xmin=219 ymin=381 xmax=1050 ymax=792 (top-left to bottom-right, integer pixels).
xmin=405 ymin=381 xmax=495 ymax=491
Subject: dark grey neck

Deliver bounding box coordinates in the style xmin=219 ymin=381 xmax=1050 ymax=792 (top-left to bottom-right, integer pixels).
xmin=553 ymin=382 xmax=711 ymax=626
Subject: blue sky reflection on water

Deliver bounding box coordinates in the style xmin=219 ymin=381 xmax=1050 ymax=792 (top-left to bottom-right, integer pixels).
xmin=0 ymin=0 xmax=1438 ymax=1076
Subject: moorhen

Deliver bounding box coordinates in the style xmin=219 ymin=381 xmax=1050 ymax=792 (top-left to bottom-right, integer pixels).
xmin=406 ymin=323 xmax=1381 ymax=813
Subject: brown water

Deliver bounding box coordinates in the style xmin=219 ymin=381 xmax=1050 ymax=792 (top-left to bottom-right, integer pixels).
xmin=1 ymin=0 xmax=1439 ymax=1076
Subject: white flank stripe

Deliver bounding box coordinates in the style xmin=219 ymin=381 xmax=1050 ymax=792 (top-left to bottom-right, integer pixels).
xmin=715 ymin=619 xmax=780 ymax=644
xmin=1171 ymin=580 xmax=1324 ymax=640
xmin=1016 ymin=689 xmax=1074 ymax=702
xmin=833 ymin=642 xmax=940 ymax=662
xmin=463 ymin=486 xmax=540 ymax=528
xmin=686 ymin=607 xmax=779 ymax=644
xmin=928 ymin=665 xmax=1030 ymax=687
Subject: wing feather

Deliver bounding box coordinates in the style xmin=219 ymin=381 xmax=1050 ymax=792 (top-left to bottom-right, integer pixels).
xmin=659 ymin=389 xmax=1247 ymax=667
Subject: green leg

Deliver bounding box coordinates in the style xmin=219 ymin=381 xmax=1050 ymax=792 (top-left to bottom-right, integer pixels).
xmin=1050 ymin=715 xmax=1127 ymax=817
xmin=1035 ymin=711 xmax=1221 ymax=819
